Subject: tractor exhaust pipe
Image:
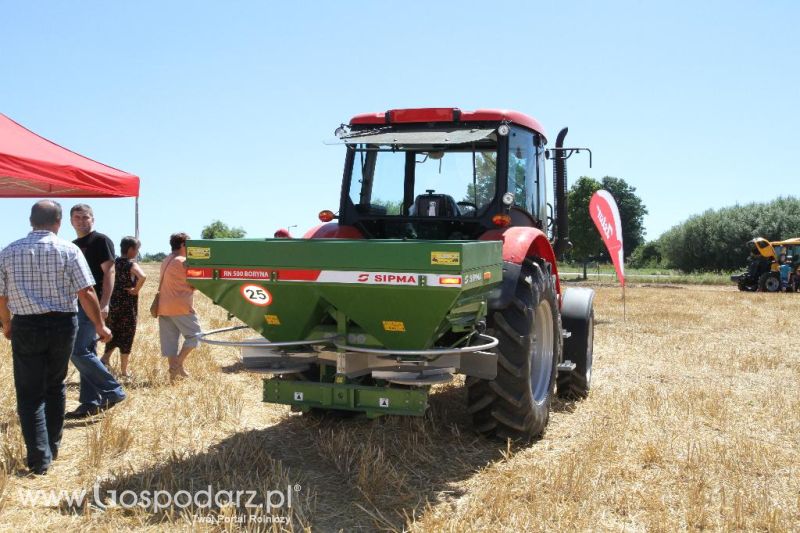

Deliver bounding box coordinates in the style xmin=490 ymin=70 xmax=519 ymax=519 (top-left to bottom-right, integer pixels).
xmin=553 ymin=127 xmax=571 ymax=259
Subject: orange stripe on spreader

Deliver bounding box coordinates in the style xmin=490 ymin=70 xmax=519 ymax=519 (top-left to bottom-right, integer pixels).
xmin=186 ymin=268 xmax=213 ymax=278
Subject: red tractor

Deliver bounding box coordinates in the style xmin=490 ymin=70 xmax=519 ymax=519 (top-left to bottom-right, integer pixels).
xmin=304 ymin=108 xmax=595 ymax=440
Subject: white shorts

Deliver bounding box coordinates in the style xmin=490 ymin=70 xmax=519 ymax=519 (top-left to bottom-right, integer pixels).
xmin=158 ymin=313 xmax=201 ymax=357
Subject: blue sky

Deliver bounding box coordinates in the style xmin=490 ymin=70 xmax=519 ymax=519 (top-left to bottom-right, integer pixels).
xmin=1 ymin=1 xmax=797 ymax=253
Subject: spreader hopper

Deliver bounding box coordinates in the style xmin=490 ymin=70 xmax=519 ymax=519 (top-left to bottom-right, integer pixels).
xmin=186 ymin=239 xmax=502 ymax=351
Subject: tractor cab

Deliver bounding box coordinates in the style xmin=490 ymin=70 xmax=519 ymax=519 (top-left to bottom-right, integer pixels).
xmin=771 ymin=238 xmax=800 ymax=267
xmin=750 ymin=237 xmax=776 ymax=260
xmin=333 ymin=108 xmax=551 ymax=241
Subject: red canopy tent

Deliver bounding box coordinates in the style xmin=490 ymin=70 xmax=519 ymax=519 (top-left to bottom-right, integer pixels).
xmin=0 ymin=113 xmax=140 ymax=235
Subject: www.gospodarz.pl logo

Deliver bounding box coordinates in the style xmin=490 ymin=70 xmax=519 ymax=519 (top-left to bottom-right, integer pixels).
xmin=18 ymin=483 xmax=301 ymax=514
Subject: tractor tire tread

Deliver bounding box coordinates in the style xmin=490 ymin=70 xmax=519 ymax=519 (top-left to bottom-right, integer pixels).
xmin=467 ymin=258 xmax=560 ymax=442
xmin=488 ymin=380 xmax=524 ymax=409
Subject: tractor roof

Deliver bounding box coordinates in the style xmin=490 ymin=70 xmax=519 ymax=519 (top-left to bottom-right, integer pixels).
xmin=772 ymin=238 xmax=800 ymax=246
xmin=752 ymin=237 xmax=800 ymax=246
xmin=350 ymin=108 xmax=548 ymax=142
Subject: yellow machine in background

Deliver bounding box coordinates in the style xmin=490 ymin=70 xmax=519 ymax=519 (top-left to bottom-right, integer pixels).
xmin=732 ymin=237 xmax=800 ymax=291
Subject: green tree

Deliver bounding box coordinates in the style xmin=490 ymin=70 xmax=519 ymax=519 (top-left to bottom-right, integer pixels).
xmin=602 ymin=176 xmax=648 ymax=255
xmin=141 ymin=252 xmax=167 ymax=263
xmin=372 ymin=198 xmax=403 ymax=215
xmin=463 ymin=153 xmax=497 ymax=206
xmin=567 ymin=176 xmax=648 ymax=261
xmin=658 ymin=196 xmax=800 ymax=272
xmin=628 ymin=241 xmax=663 ymax=268
xmin=201 ymin=220 xmax=247 ymax=239
xmin=567 ymin=177 xmax=603 ymax=260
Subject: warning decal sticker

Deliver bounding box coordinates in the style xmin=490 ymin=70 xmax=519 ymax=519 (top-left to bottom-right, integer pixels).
xmin=431 ymin=251 xmax=460 ymax=265
xmin=240 ymin=284 xmax=272 ymax=306
xmin=187 ymin=247 xmax=211 ymax=260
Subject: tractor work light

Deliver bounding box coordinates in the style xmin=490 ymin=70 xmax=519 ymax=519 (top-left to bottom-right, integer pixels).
xmin=318 ymin=210 xmax=336 ymax=222
xmin=492 ymin=214 xmax=512 ymax=227
xmin=502 ymin=192 xmax=515 ymax=206
xmin=497 ymin=124 xmax=510 ymax=136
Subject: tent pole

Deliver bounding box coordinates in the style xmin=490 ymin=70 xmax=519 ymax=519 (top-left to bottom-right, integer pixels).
xmin=135 ymin=196 xmax=140 ymax=239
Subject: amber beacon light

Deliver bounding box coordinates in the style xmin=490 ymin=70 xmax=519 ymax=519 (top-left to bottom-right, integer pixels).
xmin=491 ymin=213 xmax=512 ymax=227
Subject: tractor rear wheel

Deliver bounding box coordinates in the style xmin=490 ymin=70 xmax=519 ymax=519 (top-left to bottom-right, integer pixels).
xmin=758 ymin=272 xmax=780 ymax=292
xmin=467 ymin=259 xmax=560 ymax=441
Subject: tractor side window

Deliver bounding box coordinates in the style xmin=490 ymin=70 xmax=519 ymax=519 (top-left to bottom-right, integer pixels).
xmin=507 ymin=129 xmax=536 ymax=213
xmin=348 ymin=147 xmax=405 ymax=215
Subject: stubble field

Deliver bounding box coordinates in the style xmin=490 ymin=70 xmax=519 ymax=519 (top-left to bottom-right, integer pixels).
xmin=0 ymin=264 xmax=798 ymax=531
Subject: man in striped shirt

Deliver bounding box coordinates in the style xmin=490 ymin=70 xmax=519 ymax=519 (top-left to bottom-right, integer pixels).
xmin=0 ymin=200 xmax=111 ymax=475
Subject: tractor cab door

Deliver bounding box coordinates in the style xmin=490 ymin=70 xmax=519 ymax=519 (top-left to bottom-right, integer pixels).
xmin=506 ymin=126 xmax=547 ymax=230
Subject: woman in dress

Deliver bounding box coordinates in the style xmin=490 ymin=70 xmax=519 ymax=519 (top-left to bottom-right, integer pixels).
xmin=101 ymin=236 xmax=146 ymax=377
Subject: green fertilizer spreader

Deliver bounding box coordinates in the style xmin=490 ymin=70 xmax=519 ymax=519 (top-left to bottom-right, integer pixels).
xmin=186 ymin=238 xmax=502 ymax=418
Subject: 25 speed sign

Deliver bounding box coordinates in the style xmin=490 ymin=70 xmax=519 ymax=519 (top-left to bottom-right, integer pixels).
xmin=240 ymin=284 xmax=272 ymax=306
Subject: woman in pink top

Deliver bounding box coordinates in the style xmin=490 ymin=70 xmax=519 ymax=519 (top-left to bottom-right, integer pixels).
xmin=156 ymin=232 xmax=201 ymax=381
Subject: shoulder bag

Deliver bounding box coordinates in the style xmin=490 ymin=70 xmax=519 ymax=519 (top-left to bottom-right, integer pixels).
xmin=150 ymin=255 xmax=176 ymax=318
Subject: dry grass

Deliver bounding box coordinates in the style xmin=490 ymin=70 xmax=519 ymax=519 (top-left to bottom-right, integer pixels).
xmin=0 ymin=265 xmax=798 ymax=531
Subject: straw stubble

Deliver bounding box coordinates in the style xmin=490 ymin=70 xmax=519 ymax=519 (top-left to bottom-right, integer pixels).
xmin=0 ymin=265 xmax=797 ymax=531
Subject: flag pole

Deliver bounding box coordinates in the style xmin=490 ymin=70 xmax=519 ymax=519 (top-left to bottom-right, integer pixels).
xmin=135 ymin=196 xmax=140 ymax=239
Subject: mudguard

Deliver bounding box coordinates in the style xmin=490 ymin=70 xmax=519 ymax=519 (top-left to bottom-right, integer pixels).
xmin=561 ymin=287 xmax=595 ymax=335
xmin=481 ymin=226 xmax=561 ymax=310
xmin=557 ymin=286 xmax=595 ymax=398
xmin=303 ymin=223 xmax=364 ymax=239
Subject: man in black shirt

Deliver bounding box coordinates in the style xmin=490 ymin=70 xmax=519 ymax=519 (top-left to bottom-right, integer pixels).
xmin=66 ymin=204 xmax=126 ymax=419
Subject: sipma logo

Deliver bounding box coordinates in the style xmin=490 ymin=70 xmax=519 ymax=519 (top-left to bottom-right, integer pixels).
xmin=596 ymin=205 xmax=614 ymax=239
xmin=356 ymin=273 xmax=418 ymax=285
xmin=375 ymin=274 xmax=417 ymax=284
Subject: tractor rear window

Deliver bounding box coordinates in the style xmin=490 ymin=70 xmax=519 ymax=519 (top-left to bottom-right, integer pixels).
xmin=348 ymin=146 xmax=497 ymax=217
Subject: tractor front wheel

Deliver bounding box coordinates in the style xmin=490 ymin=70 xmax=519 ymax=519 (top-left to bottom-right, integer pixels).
xmin=467 ymin=259 xmax=560 ymax=441
xmin=758 ymin=272 xmax=780 ymax=292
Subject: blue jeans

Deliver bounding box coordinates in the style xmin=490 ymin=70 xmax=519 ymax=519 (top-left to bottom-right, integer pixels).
xmin=70 ymin=306 xmax=125 ymax=408
xmin=11 ymin=313 xmax=78 ymax=471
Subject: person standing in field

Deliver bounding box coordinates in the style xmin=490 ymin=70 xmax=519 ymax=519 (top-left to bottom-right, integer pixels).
xmin=0 ymin=200 xmax=111 ymax=475
xmin=156 ymin=232 xmax=201 ymax=381
xmin=101 ymin=236 xmax=147 ymax=378
xmin=779 ymin=255 xmax=791 ymax=292
xmin=67 ymin=204 xmax=126 ymax=419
